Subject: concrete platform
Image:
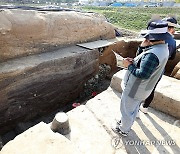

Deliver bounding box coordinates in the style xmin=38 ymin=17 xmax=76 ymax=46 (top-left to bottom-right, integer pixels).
xmin=86 ymin=88 xmax=180 ymax=153
xmin=0 ymin=122 xmax=81 ymax=154
xmin=1 ymin=87 xmax=180 ymax=154
xmin=110 ymin=70 xmax=180 ymax=118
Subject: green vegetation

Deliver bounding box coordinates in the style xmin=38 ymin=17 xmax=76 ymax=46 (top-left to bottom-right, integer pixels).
xmin=82 ymin=6 xmax=180 ymax=32
xmin=0 ymin=0 xmax=78 ymax=3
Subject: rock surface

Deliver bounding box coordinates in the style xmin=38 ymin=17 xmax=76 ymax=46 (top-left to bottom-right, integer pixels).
xmin=0 ymin=9 xmax=115 ymax=62
xmin=0 ymin=46 xmax=99 ymax=134
xmin=0 ymin=9 xmax=117 ymax=134
xmin=99 ymin=38 xmax=142 ymax=71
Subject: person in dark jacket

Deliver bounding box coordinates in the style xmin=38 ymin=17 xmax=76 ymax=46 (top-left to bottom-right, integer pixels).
xmin=140 ymin=17 xmax=180 ymax=114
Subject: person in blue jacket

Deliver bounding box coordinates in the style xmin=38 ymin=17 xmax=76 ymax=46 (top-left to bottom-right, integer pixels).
xmin=140 ymin=17 xmax=180 ymax=114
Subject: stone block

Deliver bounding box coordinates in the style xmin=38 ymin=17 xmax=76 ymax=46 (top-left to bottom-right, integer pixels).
xmin=0 ymin=46 xmax=99 ymax=134
xmin=110 ymin=70 xmax=124 ymax=93
xmin=1 ymin=105 xmax=117 ymax=154
xmin=174 ymin=69 xmax=180 ymax=79
xmin=86 ymin=88 xmax=180 ymax=153
xmin=151 ymin=75 xmax=180 ymax=118
xmin=171 ymin=61 xmax=180 ymax=79
xmin=1 ymin=122 xmax=81 ymax=154
xmin=67 ymin=105 xmax=116 ymax=154
xmin=165 ymin=52 xmax=180 ymax=76
xmin=110 ymin=70 xmax=180 ymax=118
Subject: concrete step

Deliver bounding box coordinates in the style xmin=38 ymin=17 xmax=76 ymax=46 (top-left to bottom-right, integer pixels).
xmin=1 ymin=87 xmax=180 ymax=153
xmin=110 ymin=70 xmax=180 ymax=119
xmin=0 ymin=122 xmax=81 ymax=154
xmin=86 ymin=88 xmax=180 ymax=153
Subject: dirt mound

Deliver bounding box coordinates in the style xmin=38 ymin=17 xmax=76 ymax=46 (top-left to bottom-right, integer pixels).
xmin=0 ymin=9 xmax=115 ymax=62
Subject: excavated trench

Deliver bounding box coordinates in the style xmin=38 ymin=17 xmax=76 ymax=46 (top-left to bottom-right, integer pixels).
xmin=0 ymin=63 xmax=112 ymax=148
xmin=0 ymin=39 xmax=179 ymax=149
xmin=0 ymin=8 xmax=180 ymax=150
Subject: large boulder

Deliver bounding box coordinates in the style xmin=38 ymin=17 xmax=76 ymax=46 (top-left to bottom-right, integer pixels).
xmin=0 ymin=9 xmax=115 ymax=134
xmin=0 ymin=9 xmax=115 ymax=62
xmin=0 ymin=46 xmax=99 ymax=134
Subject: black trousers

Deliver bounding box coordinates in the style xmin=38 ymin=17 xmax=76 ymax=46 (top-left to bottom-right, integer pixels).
xmin=143 ymin=77 xmax=161 ymax=108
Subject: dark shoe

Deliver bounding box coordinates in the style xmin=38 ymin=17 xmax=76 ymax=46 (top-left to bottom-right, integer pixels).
xmin=115 ymin=119 xmax=121 ymax=125
xmin=140 ymin=104 xmax=148 ymax=114
xmin=111 ymin=125 xmax=128 ymax=137
xmin=117 ymin=120 xmax=121 ymax=125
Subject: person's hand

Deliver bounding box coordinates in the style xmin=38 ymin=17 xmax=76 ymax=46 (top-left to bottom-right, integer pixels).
xmin=140 ymin=39 xmax=151 ymax=47
xmin=123 ymin=58 xmax=133 ymax=68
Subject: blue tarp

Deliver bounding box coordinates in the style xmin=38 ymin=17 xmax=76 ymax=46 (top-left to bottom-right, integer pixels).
xmin=111 ymin=2 xmax=123 ymax=7
xmin=124 ymin=3 xmax=137 ymax=7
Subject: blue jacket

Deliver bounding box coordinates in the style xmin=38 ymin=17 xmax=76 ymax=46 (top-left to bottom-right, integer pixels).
xmin=165 ymin=33 xmax=176 ymax=60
